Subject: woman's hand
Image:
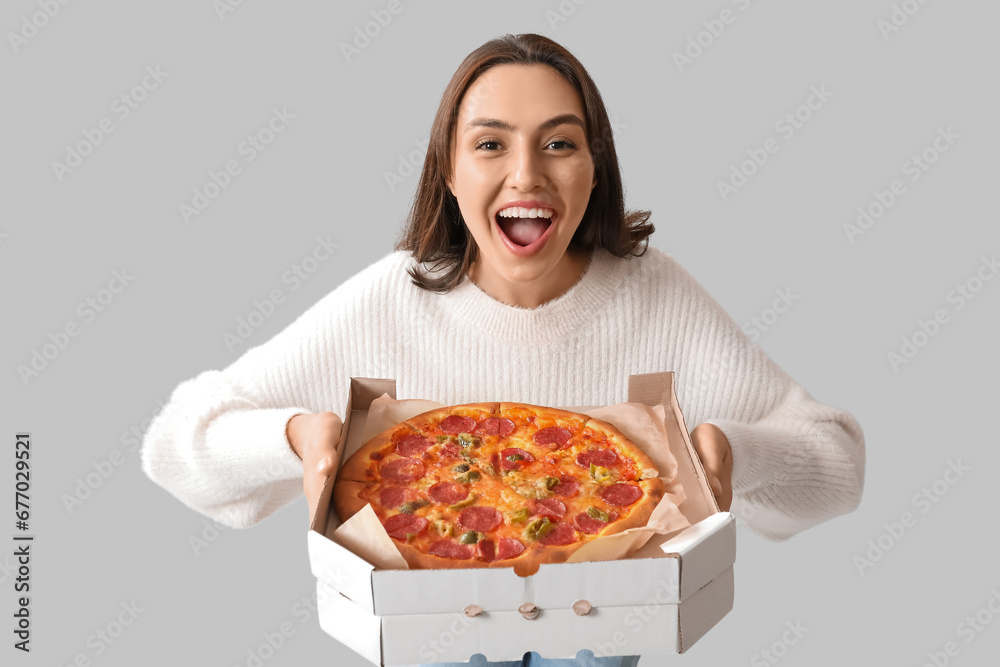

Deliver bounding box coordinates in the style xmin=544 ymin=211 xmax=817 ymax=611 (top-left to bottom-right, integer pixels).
xmin=286 ymin=412 xmax=344 ymax=524
xmin=690 ymin=423 xmax=733 ymax=511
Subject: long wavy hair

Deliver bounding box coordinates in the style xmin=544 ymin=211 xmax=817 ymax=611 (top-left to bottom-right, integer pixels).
xmin=394 ymin=33 xmax=653 ymax=293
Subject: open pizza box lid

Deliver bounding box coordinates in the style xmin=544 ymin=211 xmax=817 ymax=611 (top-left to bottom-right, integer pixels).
xmin=307 ymin=372 xmax=736 ymax=661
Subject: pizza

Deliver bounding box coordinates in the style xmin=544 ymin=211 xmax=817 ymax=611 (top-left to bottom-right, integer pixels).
xmin=333 ymin=402 xmax=665 ymax=570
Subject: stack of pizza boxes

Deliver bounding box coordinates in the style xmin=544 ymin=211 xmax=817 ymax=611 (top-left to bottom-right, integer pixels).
xmin=308 ymin=372 xmax=736 ymax=665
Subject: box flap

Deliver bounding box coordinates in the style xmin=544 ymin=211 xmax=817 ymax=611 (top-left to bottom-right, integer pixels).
xmin=659 ymin=512 xmax=736 ymax=599
xmin=308 ymin=530 xmax=377 ymax=612
xmin=373 ymin=565 xmax=528 ymax=615
xmin=311 ymin=377 xmax=398 ymax=533
xmin=627 ymin=371 xmax=674 ymax=407
xmin=679 ymin=565 xmax=734 ymax=653
xmin=316 ymin=580 xmax=383 ymax=666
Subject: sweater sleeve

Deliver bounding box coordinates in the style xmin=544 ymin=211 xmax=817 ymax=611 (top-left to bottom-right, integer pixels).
xmin=140 ymin=252 xmax=402 ymax=529
xmin=670 ymin=263 xmax=866 ymax=542
xmin=140 ymin=368 xmax=312 ymax=529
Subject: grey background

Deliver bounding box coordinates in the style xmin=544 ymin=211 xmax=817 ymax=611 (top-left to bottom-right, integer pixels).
xmin=3 ymin=0 xmax=999 ymax=665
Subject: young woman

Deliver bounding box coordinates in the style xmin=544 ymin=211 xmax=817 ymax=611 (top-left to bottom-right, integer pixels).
xmin=142 ymin=34 xmax=865 ymax=667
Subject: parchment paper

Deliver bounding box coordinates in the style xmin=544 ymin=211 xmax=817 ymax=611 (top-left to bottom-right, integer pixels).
xmin=332 ymin=396 xmax=691 ymax=569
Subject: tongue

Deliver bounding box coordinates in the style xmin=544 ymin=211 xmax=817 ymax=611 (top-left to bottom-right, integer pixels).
xmin=500 ymin=218 xmax=549 ymax=246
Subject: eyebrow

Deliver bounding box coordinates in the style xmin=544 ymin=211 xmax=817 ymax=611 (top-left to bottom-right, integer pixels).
xmin=463 ymin=113 xmax=585 ymax=133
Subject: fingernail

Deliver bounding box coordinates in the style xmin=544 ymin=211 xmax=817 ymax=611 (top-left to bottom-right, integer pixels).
xmin=316 ymin=456 xmax=330 ymax=473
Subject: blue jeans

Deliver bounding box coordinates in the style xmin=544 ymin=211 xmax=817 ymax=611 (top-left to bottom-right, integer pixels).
xmin=416 ymin=653 xmax=641 ymax=666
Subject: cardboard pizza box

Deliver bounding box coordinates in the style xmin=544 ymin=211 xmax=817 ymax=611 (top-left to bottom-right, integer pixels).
xmin=307 ymin=372 xmax=736 ymax=665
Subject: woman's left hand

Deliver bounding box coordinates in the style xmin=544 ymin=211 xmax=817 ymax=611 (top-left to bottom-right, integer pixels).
xmin=690 ymin=423 xmax=733 ymax=511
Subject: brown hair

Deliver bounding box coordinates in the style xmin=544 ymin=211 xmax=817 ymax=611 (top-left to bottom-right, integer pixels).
xmin=394 ymin=33 xmax=653 ymax=293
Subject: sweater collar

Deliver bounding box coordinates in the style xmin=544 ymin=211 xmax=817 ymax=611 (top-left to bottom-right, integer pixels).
xmin=426 ymin=247 xmax=629 ymax=345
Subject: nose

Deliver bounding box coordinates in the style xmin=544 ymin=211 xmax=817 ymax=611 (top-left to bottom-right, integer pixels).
xmin=508 ymin=142 xmax=547 ymax=191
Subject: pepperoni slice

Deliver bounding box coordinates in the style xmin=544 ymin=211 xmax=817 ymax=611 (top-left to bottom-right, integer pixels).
xmin=396 ymin=434 xmax=433 ymax=457
xmin=477 ymin=539 xmax=495 ymax=561
xmin=428 ymin=482 xmax=469 ymax=505
xmin=551 ymin=475 xmax=580 ymax=497
xmin=474 ymin=417 xmax=516 ymax=437
xmin=533 ymin=498 xmax=566 ymax=519
xmin=540 ymin=521 xmax=577 ymax=546
xmin=428 ymin=540 xmax=474 ymax=560
xmin=577 ymin=447 xmax=618 ymax=467
xmin=602 ymin=483 xmax=643 ymax=507
xmin=533 ymin=426 xmax=572 ymax=447
xmin=382 ymin=513 xmax=428 ymax=540
xmin=440 ymin=415 xmax=477 ymax=434
xmin=573 ymin=510 xmax=619 ymax=535
xmin=458 ymin=506 xmax=502 ymax=532
xmin=496 ymin=537 xmax=525 ymax=560
xmin=500 ymin=447 xmax=534 ymax=471
xmin=379 ymin=486 xmax=417 ymax=509
xmin=439 ymin=441 xmax=462 ymax=460
xmin=380 ymin=458 xmax=426 ymax=483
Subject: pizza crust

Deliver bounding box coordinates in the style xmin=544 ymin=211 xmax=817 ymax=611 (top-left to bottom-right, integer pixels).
xmin=332 ymin=480 xmax=371 ymax=522
xmin=405 ymin=402 xmax=499 ymax=433
xmin=336 ymin=422 xmax=419 ymax=484
xmin=500 ymin=402 xmax=591 ymax=426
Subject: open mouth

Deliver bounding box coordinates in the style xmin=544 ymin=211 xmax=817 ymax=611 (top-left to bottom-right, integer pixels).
xmin=494 ymin=207 xmax=556 ymax=255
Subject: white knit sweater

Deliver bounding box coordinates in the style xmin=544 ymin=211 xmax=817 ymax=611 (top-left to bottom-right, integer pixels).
xmin=141 ymin=246 xmax=865 ymax=541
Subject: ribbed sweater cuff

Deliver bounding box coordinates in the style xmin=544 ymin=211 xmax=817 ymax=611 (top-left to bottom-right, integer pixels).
xmin=202 ymin=407 xmax=310 ymax=483
xmin=705 ymin=418 xmax=778 ymax=492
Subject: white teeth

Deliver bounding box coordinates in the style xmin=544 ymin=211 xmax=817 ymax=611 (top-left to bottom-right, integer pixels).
xmin=497 ymin=207 xmax=554 ymax=219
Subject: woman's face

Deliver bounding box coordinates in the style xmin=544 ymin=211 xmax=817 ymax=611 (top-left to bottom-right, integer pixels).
xmin=448 ymin=64 xmax=596 ymax=308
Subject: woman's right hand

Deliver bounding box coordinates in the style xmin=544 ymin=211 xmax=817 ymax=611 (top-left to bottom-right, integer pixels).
xmin=286 ymin=412 xmax=344 ymax=524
